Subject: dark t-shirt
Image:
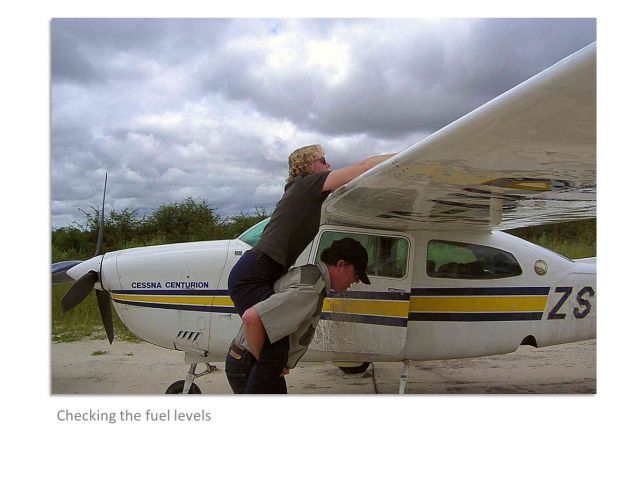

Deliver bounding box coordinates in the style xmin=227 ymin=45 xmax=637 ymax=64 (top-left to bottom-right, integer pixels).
xmin=254 ymin=171 xmax=331 ymax=269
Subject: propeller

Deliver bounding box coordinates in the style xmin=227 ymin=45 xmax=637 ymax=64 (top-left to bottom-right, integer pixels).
xmin=96 ymin=289 xmax=114 ymax=344
xmin=61 ymin=270 xmax=99 ymax=312
xmin=61 ymin=269 xmax=114 ymax=344
xmin=60 ymin=172 xmax=114 ymax=344
xmin=95 ymin=172 xmax=107 ymax=256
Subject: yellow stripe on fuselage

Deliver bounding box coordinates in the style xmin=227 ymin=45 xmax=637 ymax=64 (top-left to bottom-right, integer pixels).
xmin=212 ymin=296 xmax=234 ymax=307
xmin=111 ymin=293 xmax=548 ymax=315
xmin=322 ymin=298 xmax=410 ymax=317
xmin=409 ymin=296 xmax=548 ymax=313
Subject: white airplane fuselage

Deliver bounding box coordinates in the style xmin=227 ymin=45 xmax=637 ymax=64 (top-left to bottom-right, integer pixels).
xmin=70 ymin=222 xmax=596 ymax=364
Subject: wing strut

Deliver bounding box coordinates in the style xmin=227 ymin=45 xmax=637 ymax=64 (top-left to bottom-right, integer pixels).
xmin=490 ymin=196 xmax=503 ymax=226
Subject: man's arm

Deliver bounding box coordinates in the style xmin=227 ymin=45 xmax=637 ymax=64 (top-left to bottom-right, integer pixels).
xmin=242 ymin=307 xmax=265 ymax=359
xmin=252 ymin=280 xmax=322 ymax=347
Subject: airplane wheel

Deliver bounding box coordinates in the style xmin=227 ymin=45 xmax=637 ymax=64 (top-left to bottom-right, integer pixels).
xmin=338 ymin=362 xmax=371 ymax=374
xmin=165 ymin=380 xmax=202 ymax=394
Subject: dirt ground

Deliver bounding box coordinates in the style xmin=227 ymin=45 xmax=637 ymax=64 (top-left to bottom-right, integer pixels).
xmin=51 ymin=338 xmax=595 ymax=394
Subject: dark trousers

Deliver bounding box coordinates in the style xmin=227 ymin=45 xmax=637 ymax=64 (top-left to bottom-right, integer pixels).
xmin=225 ymin=338 xmax=289 ymax=394
xmin=225 ymin=347 xmax=256 ymax=394
xmin=226 ymin=249 xmax=288 ymax=394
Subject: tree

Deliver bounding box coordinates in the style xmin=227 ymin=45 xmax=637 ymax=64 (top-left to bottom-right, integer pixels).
xmin=146 ymin=197 xmax=222 ymax=243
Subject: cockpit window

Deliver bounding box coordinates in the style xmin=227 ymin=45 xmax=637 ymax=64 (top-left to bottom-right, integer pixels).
xmin=315 ymin=231 xmax=409 ymax=279
xmin=237 ymin=217 xmax=270 ymax=247
xmin=427 ymin=240 xmax=522 ymax=279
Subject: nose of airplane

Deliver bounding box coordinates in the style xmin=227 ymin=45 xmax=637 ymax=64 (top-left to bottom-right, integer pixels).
xmin=67 ymin=255 xmax=103 ymax=286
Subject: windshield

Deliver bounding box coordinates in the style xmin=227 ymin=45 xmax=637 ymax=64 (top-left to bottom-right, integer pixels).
xmin=237 ymin=217 xmax=270 ymax=247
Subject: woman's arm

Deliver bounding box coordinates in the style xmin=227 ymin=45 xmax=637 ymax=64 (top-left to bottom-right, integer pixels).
xmin=322 ymin=153 xmax=396 ymax=192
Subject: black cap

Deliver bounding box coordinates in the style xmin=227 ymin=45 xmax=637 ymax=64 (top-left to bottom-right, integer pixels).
xmin=322 ymin=237 xmax=371 ymax=285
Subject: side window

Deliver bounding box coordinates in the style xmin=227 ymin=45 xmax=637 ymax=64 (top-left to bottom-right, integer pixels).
xmin=427 ymin=240 xmax=522 ymax=279
xmin=314 ymin=231 xmax=408 ymax=279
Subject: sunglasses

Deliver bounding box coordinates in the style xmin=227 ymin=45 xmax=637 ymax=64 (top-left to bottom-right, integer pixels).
xmin=315 ymin=156 xmax=327 ymax=165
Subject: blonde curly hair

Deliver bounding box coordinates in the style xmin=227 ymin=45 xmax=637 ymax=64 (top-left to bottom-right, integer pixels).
xmin=287 ymin=144 xmax=324 ymax=183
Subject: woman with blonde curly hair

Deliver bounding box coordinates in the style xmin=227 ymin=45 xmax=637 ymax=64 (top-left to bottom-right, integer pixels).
xmin=226 ymin=144 xmax=395 ymax=393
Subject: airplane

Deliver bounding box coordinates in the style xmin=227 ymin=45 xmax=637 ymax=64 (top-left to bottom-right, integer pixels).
xmin=53 ymin=42 xmax=596 ymax=394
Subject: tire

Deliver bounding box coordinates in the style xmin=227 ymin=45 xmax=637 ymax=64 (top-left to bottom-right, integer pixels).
xmin=165 ymin=380 xmax=202 ymax=394
xmin=337 ymin=362 xmax=371 ymax=374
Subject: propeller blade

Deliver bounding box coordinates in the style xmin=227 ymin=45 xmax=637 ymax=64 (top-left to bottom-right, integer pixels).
xmin=61 ymin=270 xmax=99 ymax=312
xmin=96 ymin=289 xmax=114 ymax=344
xmin=95 ymin=172 xmax=107 ymax=256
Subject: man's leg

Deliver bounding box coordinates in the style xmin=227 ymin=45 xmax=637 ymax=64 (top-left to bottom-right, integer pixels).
xmin=277 ymin=376 xmax=287 ymax=394
xmin=244 ymin=336 xmax=289 ymax=394
xmin=224 ymin=343 xmax=256 ymax=394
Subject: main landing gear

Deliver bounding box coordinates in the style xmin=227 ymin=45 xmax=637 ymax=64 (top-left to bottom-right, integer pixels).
xmin=399 ymin=360 xmax=411 ymax=394
xmin=165 ymin=361 xmax=217 ymax=394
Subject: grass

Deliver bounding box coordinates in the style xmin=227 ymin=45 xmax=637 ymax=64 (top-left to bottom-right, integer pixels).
xmin=526 ymin=235 xmax=595 ymax=259
xmin=52 ymin=283 xmax=140 ymax=343
xmin=508 ymin=219 xmax=596 ymax=259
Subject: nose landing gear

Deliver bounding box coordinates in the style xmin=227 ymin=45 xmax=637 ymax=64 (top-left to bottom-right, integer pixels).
xmin=165 ymin=380 xmax=202 ymax=394
xmin=165 ymin=362 xmax=217 ymax=394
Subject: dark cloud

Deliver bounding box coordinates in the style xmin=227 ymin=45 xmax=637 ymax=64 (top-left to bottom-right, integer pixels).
xmin=51 ymin=18 xmax=596 ymax=229
xmin=197 ymin=19 xmax=595 ymax=138
xmin=51 ymin=18 xmax=232 ymax=86
xmin=51 ymin=23 xmax=102 ymax=84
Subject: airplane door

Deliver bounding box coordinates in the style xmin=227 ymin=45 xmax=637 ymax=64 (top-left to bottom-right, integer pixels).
xmin=207 ymin=241 xmax=245 ymax=358
xmin=308 ymin=226 xmax=412 ymax=355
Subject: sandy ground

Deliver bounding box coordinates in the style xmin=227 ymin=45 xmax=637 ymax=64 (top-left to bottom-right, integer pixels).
xmin=51 ymin=338 xmax=595 ymax=394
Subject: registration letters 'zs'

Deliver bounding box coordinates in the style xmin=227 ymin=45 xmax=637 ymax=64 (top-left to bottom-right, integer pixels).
xmin=548 ymin=286 xmax=595 ymax=320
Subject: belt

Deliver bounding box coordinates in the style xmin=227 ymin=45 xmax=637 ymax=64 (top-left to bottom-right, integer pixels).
xmin=228 ymin=341 xmax=247 ymax=360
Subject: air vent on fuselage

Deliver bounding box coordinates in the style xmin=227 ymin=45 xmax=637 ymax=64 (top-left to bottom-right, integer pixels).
xmin=177 ymin=330 xmax=201 ymax=343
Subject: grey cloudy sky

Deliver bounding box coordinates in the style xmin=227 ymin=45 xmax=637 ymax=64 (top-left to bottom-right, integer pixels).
xmin=51 ymin=18 xmax=596 ymax=229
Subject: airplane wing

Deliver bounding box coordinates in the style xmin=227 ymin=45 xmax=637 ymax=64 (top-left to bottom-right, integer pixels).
xmin=323 ymin=42 xmax=596 ymax=232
